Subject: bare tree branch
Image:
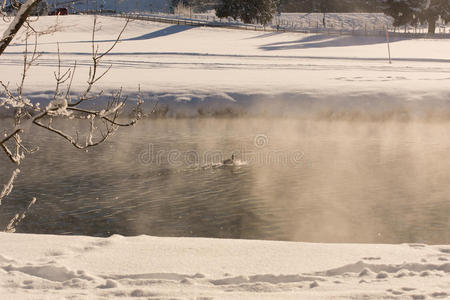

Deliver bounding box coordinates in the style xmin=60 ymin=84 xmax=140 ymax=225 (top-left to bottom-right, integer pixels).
xmin=69 ymin=16 xmax=130 ymax=107
xmin=5 ymin=197 xmax=36 ymax=232
xmin=0 ymin=169 xmax=20 ymax=205
xmin=0 ymin=12 xmax=143 ymax=233
xmin=0 ymin=0 xmax=41 ymax=55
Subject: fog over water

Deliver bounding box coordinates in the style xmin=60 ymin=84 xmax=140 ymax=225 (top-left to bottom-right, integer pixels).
xmin=0 ymin=118 xmax=449 ymax=244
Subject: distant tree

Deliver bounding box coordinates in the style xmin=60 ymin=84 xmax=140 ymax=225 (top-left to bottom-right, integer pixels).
xmin=216 ymin=0 xmax=240 ymax=19
xmin=378 ymin=0 xmax=450 ymax=34
xmin=216 ymin=0 xmax=279 ymax=25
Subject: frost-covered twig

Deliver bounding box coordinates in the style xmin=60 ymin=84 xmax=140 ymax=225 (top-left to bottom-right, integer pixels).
xmin=1 ymin=14 xmax=138 ymax=152
xmin=69 ymin=16 xmax=130 ymax=108
xmin=28 ymin=16 xmax=139 ymax=149
xmin=4 ymin=197 xmax=36 ymax=232
xmin=0 ymin=169 xmax=20 ymax=205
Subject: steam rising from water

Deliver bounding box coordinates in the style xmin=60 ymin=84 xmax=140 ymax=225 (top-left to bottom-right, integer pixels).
xmin=0 ymin=118 xmax=449 ymax=244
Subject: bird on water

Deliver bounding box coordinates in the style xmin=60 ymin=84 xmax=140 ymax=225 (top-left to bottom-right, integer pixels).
xmin=223 ymin=154 xmax=235 ymax=165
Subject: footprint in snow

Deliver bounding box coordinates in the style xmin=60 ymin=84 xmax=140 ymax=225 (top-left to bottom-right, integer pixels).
xmin=430 ymin=292 xmax=448 ymax=298
xmin=96 ymin=279 xmax=118 ymax=289
xmin=408 ymin=244 xmax=427 ymax=248
xmin=387 ymin=289 xmax=403 ymax=295
xmin=45 ymin=249 xmax=66 ymax=257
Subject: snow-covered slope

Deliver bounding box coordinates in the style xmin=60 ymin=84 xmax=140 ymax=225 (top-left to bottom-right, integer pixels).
xmin=1 ymin=15 xmax=449 ymax=118
xmin=0 ymin=233 xmax=449 ymax=299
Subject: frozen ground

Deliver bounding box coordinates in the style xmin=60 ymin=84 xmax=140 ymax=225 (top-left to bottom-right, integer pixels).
xmin=1 ymin=15 xmax=450 ymax=118
xmin=0 ymin=232 xmax=449 ymax=299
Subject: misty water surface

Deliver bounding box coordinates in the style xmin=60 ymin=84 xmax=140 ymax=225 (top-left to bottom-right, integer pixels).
xmin=0 ymin=118 xmax=449 ymax=244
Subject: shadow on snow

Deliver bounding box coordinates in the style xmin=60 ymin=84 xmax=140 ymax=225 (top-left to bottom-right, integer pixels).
xmin=260 ymin=34 xmax=406 ymax=51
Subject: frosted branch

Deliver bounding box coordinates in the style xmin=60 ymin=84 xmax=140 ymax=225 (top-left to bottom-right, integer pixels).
xmin=4 ymin=197 xmax=36 ymax=232
xmin=0 ymin=169 xmax=20 ymax=205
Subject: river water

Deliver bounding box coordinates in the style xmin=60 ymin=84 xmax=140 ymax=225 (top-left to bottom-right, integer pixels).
xmin=0 ymin=118 xmax=449 ymax=244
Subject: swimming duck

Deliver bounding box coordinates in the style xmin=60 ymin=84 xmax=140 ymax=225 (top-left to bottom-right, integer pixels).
xmin=222 ymin=154 xmax=235 ymax=165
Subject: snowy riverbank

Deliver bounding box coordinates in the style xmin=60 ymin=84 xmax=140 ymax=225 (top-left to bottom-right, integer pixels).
xmin=0 ymin=233 xmax=449 ymax=299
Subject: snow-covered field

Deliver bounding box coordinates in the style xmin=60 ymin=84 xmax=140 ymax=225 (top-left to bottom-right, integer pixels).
xmin=1 ymin=15 xmax=450 ymax=298
xmin=1 ymin=15 xmax=450 ymax=118
xmin=1 ymin=233 xmax=449 ymax=299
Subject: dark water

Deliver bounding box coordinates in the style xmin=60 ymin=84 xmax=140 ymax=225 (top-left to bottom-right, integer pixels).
xmin=0 ymin=118 xmax=449 ymax=244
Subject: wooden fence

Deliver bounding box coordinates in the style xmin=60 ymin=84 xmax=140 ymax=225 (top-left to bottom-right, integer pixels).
xmin=104 ymin=12 xmax=450 ymax=39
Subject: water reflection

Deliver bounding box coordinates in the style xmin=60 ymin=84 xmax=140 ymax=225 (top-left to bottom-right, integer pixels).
xmin=0 ymin=119 xmax=449 ymax=244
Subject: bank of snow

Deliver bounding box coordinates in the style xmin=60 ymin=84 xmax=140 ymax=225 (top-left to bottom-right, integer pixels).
xmin=0 ymin=233 xmax=449 ymax=299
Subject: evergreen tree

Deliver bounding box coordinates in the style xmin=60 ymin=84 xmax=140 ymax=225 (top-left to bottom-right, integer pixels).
xmin=216 ymin=0 xmax=279 ymax=25
xmin=378 ymin=0 xmax=450 ymax=34
xmin=216 ymin=0 xmax=241 ymax=20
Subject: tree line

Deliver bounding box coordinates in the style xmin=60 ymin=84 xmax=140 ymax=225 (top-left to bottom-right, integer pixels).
xmin=176 ymin=0 xmax=448 ymax=34
xmin=380 ymin=0 xmax=449 ymax=34
xmin=171 ymin=0 xmax=382 ymax=13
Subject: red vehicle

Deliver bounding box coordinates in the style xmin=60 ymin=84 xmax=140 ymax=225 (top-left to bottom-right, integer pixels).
xmin=49 ymin=8 xmax=68 ymax=15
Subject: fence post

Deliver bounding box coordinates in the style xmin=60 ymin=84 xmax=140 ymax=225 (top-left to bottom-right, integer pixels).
xmin=385 ymin=28 xmax=392 ymax=64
